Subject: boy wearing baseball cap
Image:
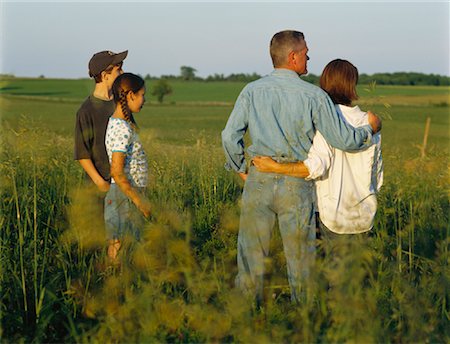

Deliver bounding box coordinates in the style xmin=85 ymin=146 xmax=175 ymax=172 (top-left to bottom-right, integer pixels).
xmin=73 ymin=51 xmax=127 ymax=242
xmin=74 ymin=50 xmax=128 ymax=191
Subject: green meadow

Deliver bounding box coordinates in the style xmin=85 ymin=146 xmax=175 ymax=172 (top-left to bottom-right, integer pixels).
xmin=1 ymin=77 xmax=449 ymax=148
xmin=0 ymin=78 xmax=246 ymax=103
xmin=0 ymin=78 xmax=449 ymax=342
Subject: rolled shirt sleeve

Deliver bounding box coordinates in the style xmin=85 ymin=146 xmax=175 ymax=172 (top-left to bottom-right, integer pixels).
xmin=221 ymin=90 xmax=249 ymax=173
xmin=304 ymin=130 xmax=333 ymax=180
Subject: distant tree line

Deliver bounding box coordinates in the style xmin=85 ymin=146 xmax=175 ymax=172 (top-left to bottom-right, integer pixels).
xmin=142 ymin=67 xmax=450 ymax=86
xmin=0 ymin=74 xmax=16 ymax=79
xmin=297 ymin=72 xmax=450 ymax=86
xmin=3 ymin=69 xmax=448 ymax=86
xmin=359 ymin=72 xmax=450 ymax=86
xmin=204 ymin=72 xmax=262 ymax=82
xmin=143 ymin=69 xmax=261 ymax=83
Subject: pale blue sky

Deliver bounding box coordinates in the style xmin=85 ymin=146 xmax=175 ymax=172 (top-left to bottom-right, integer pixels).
xmin=1 ymin=1 xmax=449 ymax=78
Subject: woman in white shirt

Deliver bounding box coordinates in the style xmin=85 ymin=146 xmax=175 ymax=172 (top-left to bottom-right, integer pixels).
xmin=252 ymin=59 xmax=383 ymax=237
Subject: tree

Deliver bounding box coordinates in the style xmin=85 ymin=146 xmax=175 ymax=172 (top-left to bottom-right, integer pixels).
xmin=180 ymin=66 xmax=197 ymax=81
xmin=151 ymin=79 xmax=173 ymax=103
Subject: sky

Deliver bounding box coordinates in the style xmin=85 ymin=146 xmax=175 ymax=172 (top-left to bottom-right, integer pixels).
xmin=1 ymin=1 xmax=449 ymax=79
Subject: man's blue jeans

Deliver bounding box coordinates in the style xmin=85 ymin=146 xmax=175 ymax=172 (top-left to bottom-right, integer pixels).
xmin=235 ymin=166 xmax=316 ymax=302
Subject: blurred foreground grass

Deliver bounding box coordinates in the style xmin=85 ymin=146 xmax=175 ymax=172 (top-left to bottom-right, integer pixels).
xmin=0 ymin=115 xmax=448 ymax=342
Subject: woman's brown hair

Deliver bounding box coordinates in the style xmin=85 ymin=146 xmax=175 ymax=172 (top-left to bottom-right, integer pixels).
xmin=319 ymin=59 xmax=359 ymax=106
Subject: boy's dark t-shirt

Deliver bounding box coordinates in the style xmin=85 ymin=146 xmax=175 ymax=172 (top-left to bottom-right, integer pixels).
xmin=74 ymin=95 xmax=115 ymax=181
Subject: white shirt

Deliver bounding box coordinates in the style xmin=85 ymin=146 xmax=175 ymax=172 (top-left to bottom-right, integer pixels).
xmin=304 ymin=105 xmax=383 ymax=234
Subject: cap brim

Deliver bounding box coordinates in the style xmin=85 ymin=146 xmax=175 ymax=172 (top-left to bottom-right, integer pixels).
xmin=111 ymin=50 xmax=128 ymax=65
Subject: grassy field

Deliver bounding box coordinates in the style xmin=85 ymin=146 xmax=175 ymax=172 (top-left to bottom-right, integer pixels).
xmin=0 ymin=78 xmax=449 ymax=343
xmin=1 ymin=78 xmax=449 ymax=147
xmin=2 ymin=76 xmax=450 ymax=103
xmin=0 ymin=78 xmax=247 ymax=103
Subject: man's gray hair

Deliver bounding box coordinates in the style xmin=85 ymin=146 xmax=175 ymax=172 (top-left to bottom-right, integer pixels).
xmin=270 ymin=30 xmax=305 ymax=67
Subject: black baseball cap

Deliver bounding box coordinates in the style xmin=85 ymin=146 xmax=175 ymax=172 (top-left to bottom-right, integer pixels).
xmin=88 ymin=50 xmax=128 ymax=77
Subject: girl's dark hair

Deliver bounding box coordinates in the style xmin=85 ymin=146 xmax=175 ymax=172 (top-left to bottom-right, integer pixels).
xmin=112 ymin=72 xmax=145 ymax=130
xmin=320 ymin=59 xmax=359 ymax=106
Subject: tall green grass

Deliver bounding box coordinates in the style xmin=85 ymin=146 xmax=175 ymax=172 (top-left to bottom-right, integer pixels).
xmin=1 ymin=80 xmax=449 ymax=341
xmin=1 ymin=115 xmax=448 ymax=342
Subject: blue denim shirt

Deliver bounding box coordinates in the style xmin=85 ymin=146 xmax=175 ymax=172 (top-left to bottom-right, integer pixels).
xmin=221 ymin=68 xmax=373 ymax=173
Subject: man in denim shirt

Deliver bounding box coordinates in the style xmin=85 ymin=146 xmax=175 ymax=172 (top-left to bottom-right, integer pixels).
xmin=222 ymin=30 xmax=381 ymax=303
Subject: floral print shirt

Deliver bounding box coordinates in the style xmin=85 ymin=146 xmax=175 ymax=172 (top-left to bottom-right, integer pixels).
xmin=105 ymin=117 xmax=148 ymax=187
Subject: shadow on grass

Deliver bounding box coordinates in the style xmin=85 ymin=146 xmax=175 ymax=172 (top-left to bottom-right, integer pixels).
xmin=0 ymin=86 xmax=22 ymax=92
xmin=4 ymin=91 xmax=70 ymax=96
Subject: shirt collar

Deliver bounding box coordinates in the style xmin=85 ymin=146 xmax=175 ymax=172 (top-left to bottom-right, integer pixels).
xmin=271 ymin=68 xmax=301 ymax=78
